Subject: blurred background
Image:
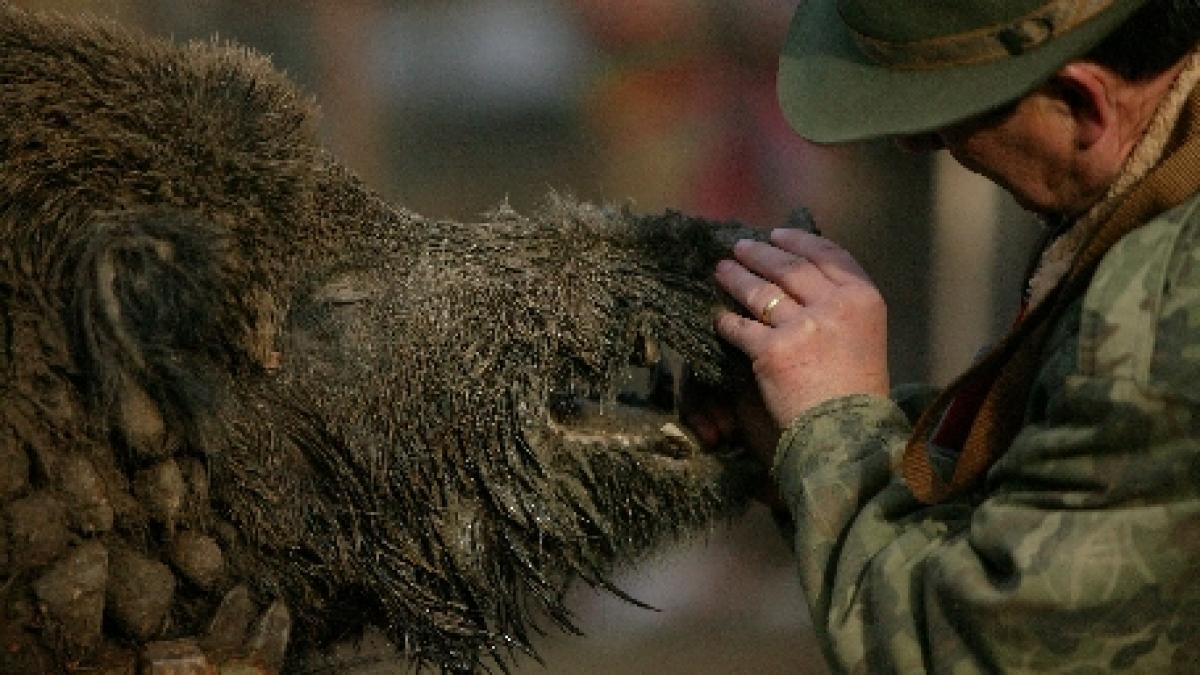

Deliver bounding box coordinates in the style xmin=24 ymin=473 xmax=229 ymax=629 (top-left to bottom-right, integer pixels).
xmin=11 ymin=1 xmax=1048 ymax=672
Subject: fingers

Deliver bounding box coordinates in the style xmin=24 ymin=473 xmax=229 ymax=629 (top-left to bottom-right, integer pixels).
xmin=713 ymin=227 xmax=869 ymax=357
xmin=682 ymin=404 xmax=736 ymax=448
xmin=768 ymin=228 xmax=871 ymax=286
xmin=713 ymin=306 xmax=770 ymax=355
xmin=714 ymin=259 xmax=799 ymax=326
xmin=730 ymin=238 xmax=830 ymax=304
xmin=679 ymin=367 xmax=737 ymax=448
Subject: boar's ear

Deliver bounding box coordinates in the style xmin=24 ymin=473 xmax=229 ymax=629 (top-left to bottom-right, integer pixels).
xmin=69 ymin=208 xmax=273 ymax=458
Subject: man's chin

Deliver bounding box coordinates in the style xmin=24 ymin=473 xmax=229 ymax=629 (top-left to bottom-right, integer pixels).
xmin=1006 ymin=189 xmax=1061 ymax=219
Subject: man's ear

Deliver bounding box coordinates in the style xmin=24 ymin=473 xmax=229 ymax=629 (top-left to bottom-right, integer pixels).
xmin=1050 ymin=61 xmax=1116 ymax=150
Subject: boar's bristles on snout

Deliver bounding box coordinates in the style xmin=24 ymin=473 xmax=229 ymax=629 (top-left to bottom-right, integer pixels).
xmin=0 ymin=4 xmax=770 ymax=673
xmin=208 ymin=196 xmax=763 ymax=670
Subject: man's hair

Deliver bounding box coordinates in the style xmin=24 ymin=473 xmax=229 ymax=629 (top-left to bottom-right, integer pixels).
xmin=1087 ymin=0 xmax=1200 ymax=80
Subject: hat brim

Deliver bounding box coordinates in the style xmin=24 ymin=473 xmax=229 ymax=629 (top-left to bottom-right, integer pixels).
xmin=778 ymin=0 xmax=1150 ymax=144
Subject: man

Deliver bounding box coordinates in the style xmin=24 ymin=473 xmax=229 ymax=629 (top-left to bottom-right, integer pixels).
xmin=699 ymin=0 xmax=1200 ymax=670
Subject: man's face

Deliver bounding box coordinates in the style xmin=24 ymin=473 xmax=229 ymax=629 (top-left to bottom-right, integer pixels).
xmin=899 ymin=91 xmax=1115 ymax=218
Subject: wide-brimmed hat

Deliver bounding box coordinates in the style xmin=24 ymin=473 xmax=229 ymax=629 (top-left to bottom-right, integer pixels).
xmin=778 ymin=0 xmax=1151 ymax=143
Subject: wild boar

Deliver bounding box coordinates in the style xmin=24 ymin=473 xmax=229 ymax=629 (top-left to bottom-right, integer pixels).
xmin=0 ymin=4 xmax=773 ymax=673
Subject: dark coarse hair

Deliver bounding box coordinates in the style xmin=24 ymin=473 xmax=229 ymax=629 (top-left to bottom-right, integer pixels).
xmin=1087 ymin=0 xmax=1200 ymax=80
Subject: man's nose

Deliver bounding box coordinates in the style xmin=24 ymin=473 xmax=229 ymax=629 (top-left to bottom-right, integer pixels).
xmin=894 ymin=133 xmax=945 ymax=154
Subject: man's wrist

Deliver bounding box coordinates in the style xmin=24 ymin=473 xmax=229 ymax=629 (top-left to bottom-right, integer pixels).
xmin=772 ymin=394 xmax=910 ymax=504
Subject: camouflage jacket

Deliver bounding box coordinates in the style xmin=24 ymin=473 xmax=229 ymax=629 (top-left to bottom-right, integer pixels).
xmin=774 ymin=191 xmax=1200 ymax=673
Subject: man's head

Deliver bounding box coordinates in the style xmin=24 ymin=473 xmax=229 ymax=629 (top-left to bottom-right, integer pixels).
xmin=779 ymin=0 xmax=1200 ymax=216
xmin=778 ymin=0 xmax=1198 ymax=144
xmin=898 ymin=53 xmax=1189 ymax=216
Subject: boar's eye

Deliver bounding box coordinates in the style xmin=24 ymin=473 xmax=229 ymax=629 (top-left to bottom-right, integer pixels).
xmin=313 ymin=275 xmax=371 ymax=305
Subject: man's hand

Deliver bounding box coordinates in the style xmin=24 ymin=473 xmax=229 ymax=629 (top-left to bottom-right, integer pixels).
xmin=714 ymin=228 xmax=890 ymax=430
xmin=681 ymin=378 xmax=787 ymax=511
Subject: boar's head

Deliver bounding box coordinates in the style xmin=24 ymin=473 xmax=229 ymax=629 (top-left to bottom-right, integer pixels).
xmin=0 ymin=4 xmax=768 ymax=672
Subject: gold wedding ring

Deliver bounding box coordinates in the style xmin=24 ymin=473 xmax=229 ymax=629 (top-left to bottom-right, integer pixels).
xmin=760 ymin=295 xmax=783 ymax=325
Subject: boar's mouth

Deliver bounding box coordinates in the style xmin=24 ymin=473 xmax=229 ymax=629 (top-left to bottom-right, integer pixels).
xmin=546 ymin=339 xmax=717 ymax=462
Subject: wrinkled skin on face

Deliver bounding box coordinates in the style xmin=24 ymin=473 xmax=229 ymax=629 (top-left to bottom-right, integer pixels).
xmin=0 ymin=5 xmax=767 ymax=672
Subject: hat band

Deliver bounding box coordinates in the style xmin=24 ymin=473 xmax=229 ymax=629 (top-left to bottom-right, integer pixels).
xmin=848 ymin=0 xmax=1116 ymax=70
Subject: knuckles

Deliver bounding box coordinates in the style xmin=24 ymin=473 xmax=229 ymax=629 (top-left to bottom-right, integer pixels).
xmin=778 ymin=256 xmax=814 ymax=284
xmin=713 ymin=310 xmax=752 ymax=337
xmin=846 ymin=285 xmax=888 ymax=326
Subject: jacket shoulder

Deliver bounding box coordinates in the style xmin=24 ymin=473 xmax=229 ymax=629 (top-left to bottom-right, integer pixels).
xmin=1079 ymin=192 xmax=1200 ymax=399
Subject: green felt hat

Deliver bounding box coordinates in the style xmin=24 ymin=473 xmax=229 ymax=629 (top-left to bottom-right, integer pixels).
xmin=778 ymin=0 xmax=1151 ymax=143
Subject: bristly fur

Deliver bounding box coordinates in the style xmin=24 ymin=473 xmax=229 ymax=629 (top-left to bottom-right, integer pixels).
xmin=0 ymin=4 xmax=761 ymax=672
